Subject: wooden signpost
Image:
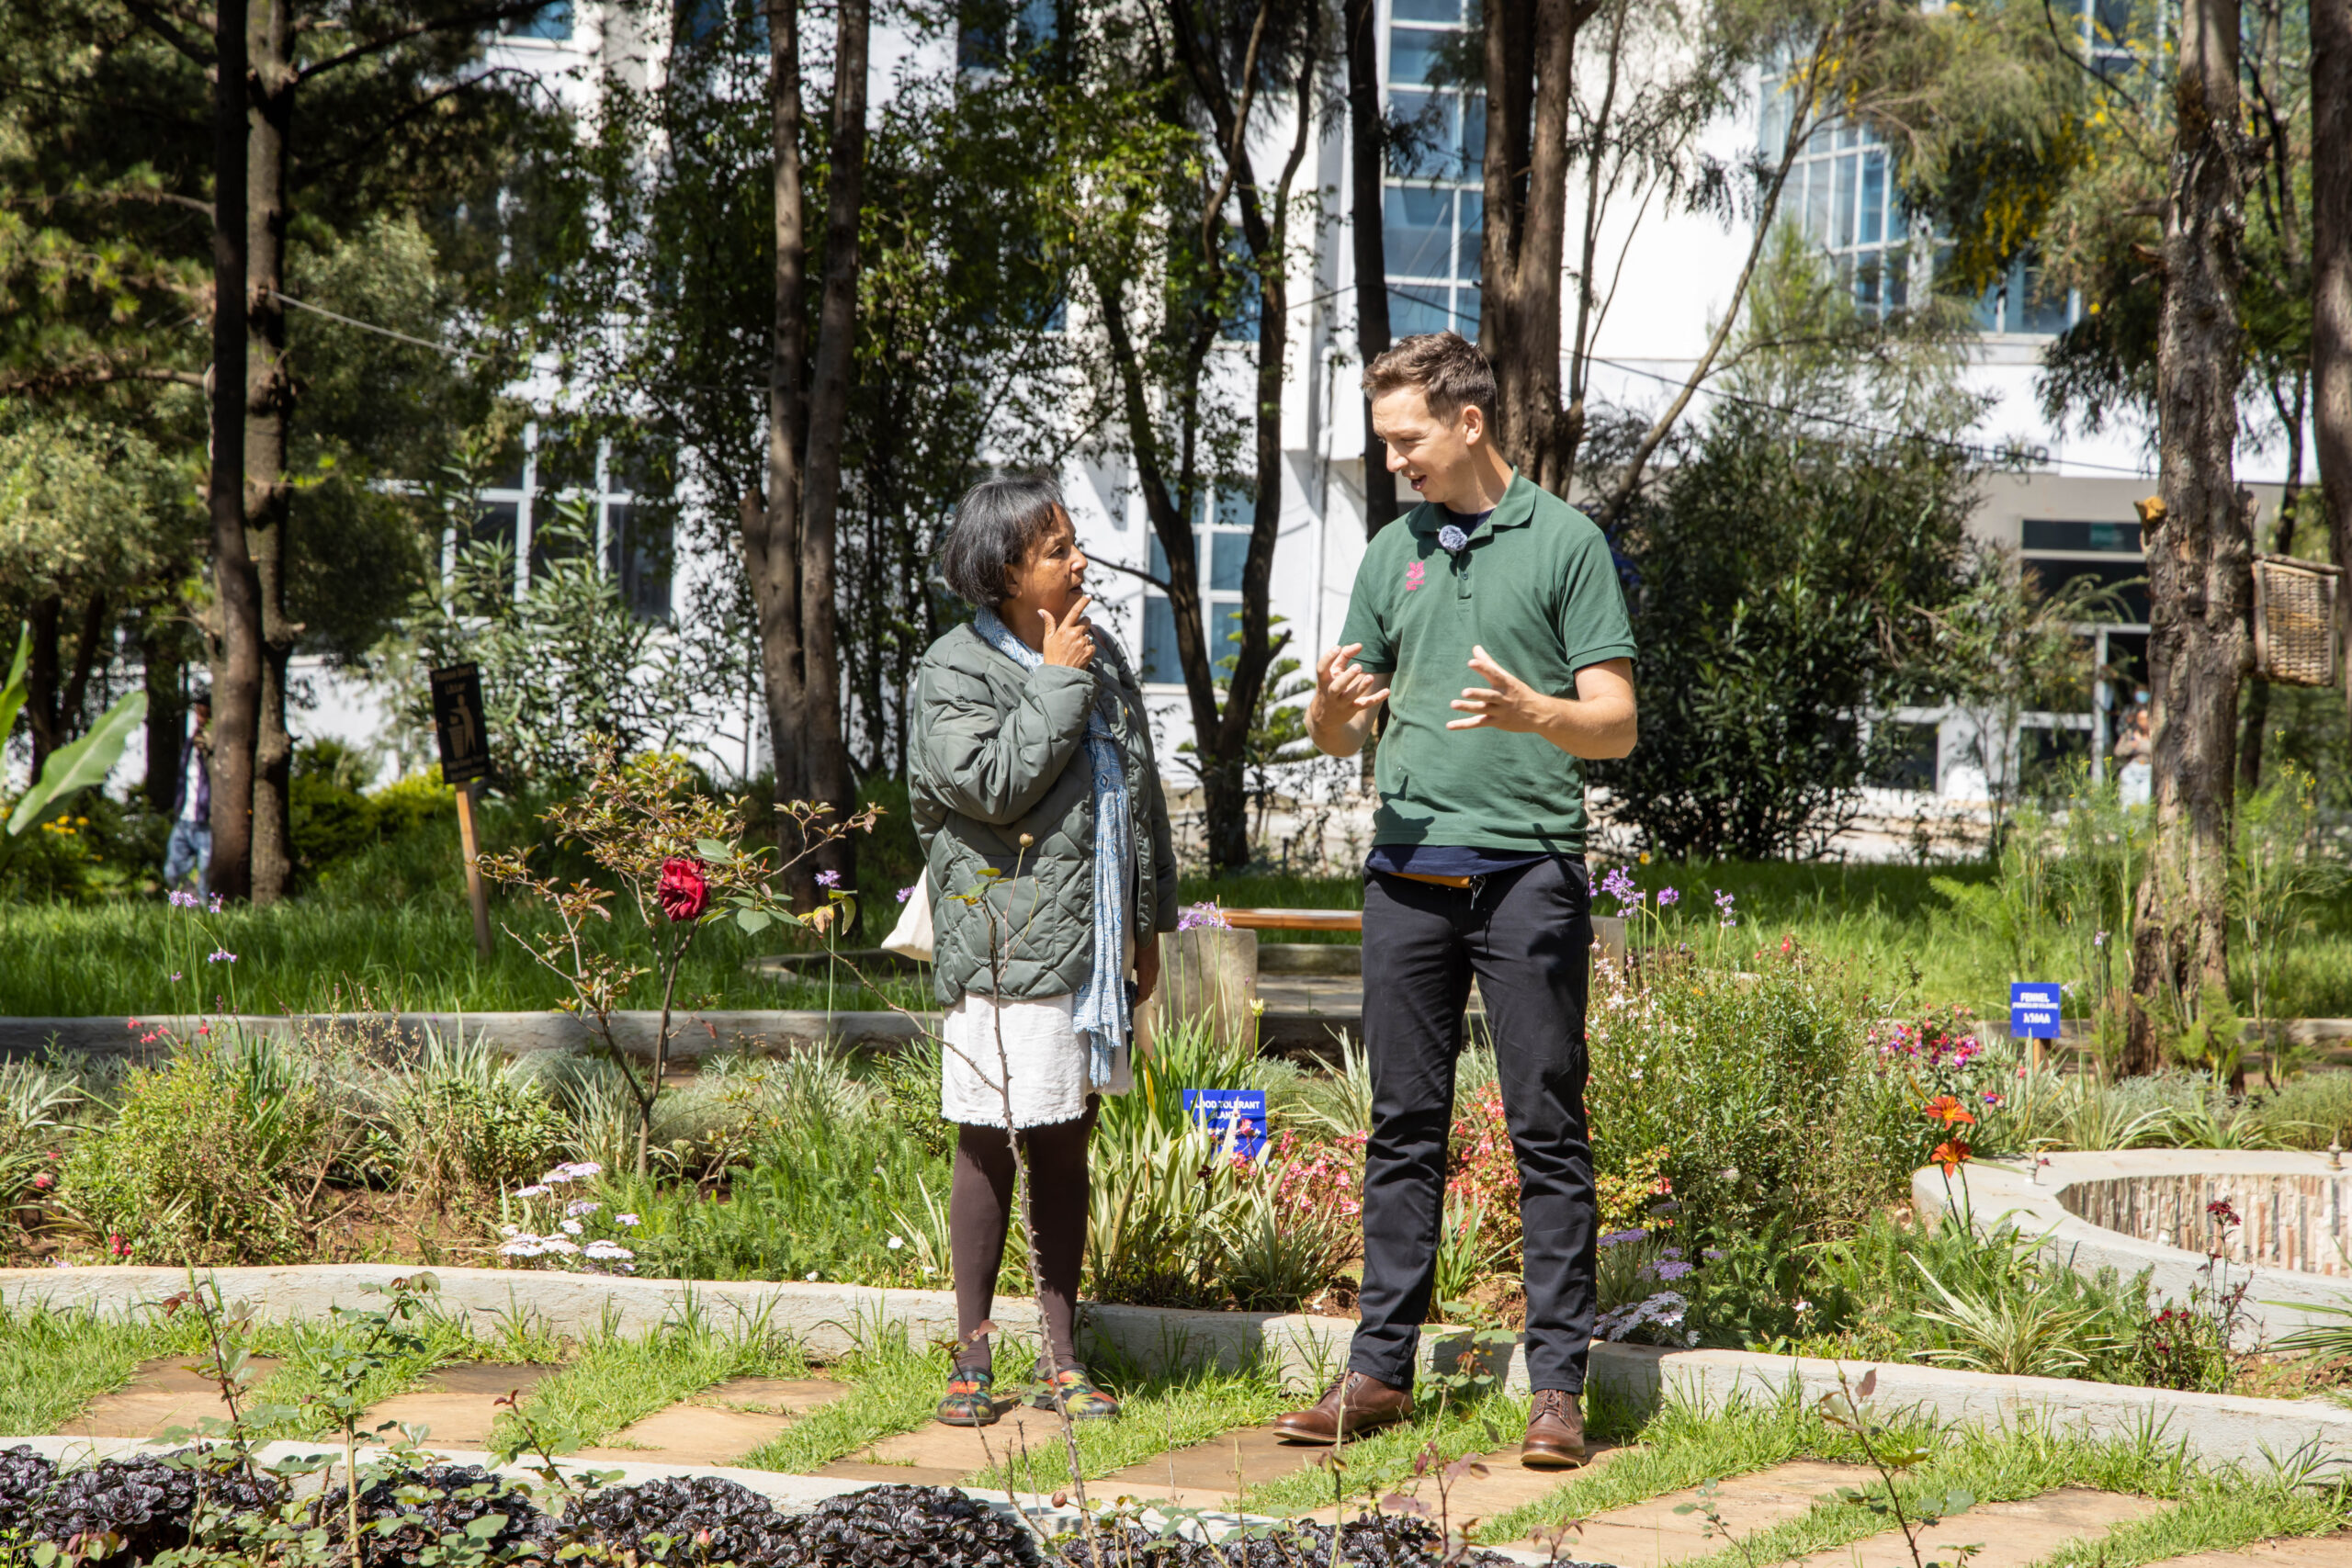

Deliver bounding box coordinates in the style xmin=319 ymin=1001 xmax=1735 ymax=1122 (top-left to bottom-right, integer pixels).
xmin=430 ymin=663 xmax=493 ymax=959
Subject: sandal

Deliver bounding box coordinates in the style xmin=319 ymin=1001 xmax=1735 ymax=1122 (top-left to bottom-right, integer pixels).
xmin=1032 ymin=1366 xmax=1121 ymax=1421
xmin=935 ymin=1365 xmax=1001 ymax=1427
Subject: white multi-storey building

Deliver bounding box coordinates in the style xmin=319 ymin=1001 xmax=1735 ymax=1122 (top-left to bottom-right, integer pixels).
xmin=295 ymin=0 xmax=2300 ymax=829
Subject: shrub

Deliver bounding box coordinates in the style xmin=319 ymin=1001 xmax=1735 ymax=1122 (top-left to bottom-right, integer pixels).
xmin=368 ymin=767 xmax=458 ymax=839
xmin=313 ymin=1463 xmax=546 ymax=1568
xmin=59 ymin=1039 xmax=334 ymax=1264
xmin=1586 ymin=947 xmax=1916 ymax=1245
xmin=289 ymin=773 xmax=380 ymax=877
xmin=390 ymin=1035 xmax=565 ymax=1201
xmin=35 ymin=1448 xmax=283 ymax=1562
xmin=0 ymin=1063 xmax=76 ymax=1211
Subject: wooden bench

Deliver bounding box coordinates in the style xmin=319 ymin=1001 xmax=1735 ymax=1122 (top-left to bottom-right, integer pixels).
xmin=1221 ymin=908 xmax=1363 ymax=932
xmin=1219 ymin=908 xmax=1628 ymax=967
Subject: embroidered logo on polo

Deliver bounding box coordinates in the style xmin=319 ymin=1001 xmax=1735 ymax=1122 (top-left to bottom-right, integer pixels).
xmin=1404 ymin=560 xmax=1427 ymax=592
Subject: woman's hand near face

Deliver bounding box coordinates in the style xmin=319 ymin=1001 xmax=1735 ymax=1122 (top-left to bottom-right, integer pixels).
xmin=1040 ymin=595 xmax=1097 ymax=668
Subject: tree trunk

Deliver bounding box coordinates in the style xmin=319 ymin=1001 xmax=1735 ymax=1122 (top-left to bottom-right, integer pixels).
xmin=245 ymin=0 xmax=297 ymax=906
xmin=1479 ymin=0 xmax=1579 ymax=493
xmin=797 ymin=0 xmax=868 ymax=894
xmin=141 ymin=614 xmax=186 ymax=814
xmin=1344 ymin=0 xmax=1397 ymax=536
xmin=24 ymin=595 xmax=61 ymax=780
xmin=2126 ymin=0 xmax=2252 ymax=1074
xmin=749 ymin=0 xmax=810 ymax=818
xmin=746 ymin=0 xmax=865 ymax=903
xmin=1162 ymin=5 xmax=1317 ymax=872
xmin=207 ymin=0 xmax=261 ymax=905
xmin=2316 ymin=0 xmax=2352 ymax=739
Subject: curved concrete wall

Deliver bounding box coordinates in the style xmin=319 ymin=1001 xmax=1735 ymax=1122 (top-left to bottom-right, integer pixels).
xmin=1913 ymin=1151 xmax=2352 ymax=1342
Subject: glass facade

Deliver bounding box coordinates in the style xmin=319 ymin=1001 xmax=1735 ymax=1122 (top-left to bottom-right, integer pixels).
xmin=1139 ymin=487 xmax=1253 ymax=685
xmin=461 ymin=422 xmax=671 ymax=623
xmin=1383 ymin=0 xmax=1481 ymax=339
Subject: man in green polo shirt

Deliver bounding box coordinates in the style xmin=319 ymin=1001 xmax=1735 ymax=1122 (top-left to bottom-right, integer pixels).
xmin=1270 ymin=332 xmax=1636 ymax=1468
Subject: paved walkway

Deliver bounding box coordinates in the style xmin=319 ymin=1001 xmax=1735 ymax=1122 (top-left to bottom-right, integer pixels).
xmin=20 ymin=1359 xmax=2347 ymax=1565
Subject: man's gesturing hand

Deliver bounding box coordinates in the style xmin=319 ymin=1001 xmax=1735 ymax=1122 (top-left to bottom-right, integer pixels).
xmin=1040 ymin=596 xmax=1097 ymax=668
xmin=1313 ymin=643 xmax=1389 ymax=716
xmin=1306 ymin=643 xmax=1391 ymax=759
xmin=1447 ymin=645 xmax=1552 ymax=732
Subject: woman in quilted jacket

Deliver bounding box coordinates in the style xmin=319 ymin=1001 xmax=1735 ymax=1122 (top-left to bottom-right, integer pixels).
xmin=909 ymin=474 xmax=1180 ymax=1427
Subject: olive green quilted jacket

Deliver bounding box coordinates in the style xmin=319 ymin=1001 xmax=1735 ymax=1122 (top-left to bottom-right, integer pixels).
xmin=910 ymin=620 xmax=1180 ymax=1006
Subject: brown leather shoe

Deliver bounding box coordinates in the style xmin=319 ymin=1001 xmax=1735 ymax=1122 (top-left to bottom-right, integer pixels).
xmin=1521 ymin=1388 xmax=1587 ymax=1469
xmin=1271 ymin=1371 xmax=1413 ymax=1444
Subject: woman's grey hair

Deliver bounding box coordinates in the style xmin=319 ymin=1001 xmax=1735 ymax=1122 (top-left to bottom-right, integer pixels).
xmin=940 ymin=475 xmax=1066 ymax=607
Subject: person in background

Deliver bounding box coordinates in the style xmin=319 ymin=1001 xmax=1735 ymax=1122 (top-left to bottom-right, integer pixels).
xmin=909 ymin=475 xmax=1180 ymax=1428
xmin=1283 ymin=333 xmax=1637 ymax=1469
xmin=2113 ymin=694 xmax=2152 ymax=807
xmin=162 ymin=694 xmax=212 ymax=898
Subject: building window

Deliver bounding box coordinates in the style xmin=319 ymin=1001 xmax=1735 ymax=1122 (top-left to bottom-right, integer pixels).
xmin=458 ymin=423 xmax=670 ymax=624
xmin=503 ymin=1 xmax=573 ymax=40
xmin=2020 ymin=517 xmax=2151 ymax=775
xmin=1761 ymin=94 xmax=2085 ymax=333
xmin=1140 ymin=486 xmax=1252 ymax=685
xmin=1384 ymin=0 xmax=1481 ymax=339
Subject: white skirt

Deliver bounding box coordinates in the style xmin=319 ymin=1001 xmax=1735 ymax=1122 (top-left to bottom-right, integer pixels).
xmin=940 ymin=991 xmax=1132 ymax=1130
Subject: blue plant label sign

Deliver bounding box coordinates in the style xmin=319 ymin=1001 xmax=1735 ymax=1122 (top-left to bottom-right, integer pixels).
xmin=1183 ymin=1089 xmax=1268 ymax=1158
xmin=2010 ymin=982 xmax=2063 ymax=1039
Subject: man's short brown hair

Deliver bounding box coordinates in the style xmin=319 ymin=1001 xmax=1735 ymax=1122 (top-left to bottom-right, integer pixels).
xmin=1363 ymin=331 xmax=1497 ymax=423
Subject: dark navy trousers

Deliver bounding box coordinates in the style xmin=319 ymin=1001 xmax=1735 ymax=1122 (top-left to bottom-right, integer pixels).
xmin=1348 ymin=856 xmax=1598 ymax=1393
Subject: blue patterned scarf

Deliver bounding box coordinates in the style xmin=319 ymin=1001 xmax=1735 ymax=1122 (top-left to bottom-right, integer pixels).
xmin=973 ymin=606 xmax=1133 ymax=1089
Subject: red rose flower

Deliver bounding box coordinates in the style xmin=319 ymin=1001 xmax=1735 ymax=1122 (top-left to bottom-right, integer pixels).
xmin=657 ymin=856 xmax=710 ymax=922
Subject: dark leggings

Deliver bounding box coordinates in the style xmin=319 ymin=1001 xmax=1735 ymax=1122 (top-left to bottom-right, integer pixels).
xmin=951 ymin=1100 xmax=1095 ymax=1375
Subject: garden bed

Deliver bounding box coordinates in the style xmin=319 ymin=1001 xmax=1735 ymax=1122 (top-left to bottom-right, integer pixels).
xmin=1916 ymin=1152 xmax=2352 ymax=1341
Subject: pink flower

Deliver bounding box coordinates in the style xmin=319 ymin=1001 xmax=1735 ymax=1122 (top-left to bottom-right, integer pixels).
xmin=657 ymin=857 xmax=710 ymax=922
xmin=32 ymin=1174 xmax=53 ymax=1191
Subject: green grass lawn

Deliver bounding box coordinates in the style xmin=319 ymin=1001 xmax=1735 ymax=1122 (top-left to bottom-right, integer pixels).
xmin=6 ymin=827 xmax=2349 ymax=1018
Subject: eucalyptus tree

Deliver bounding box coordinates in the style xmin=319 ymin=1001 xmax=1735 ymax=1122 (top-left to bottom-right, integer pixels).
xmin=541 ymin=2 xmax=1088 ymax=878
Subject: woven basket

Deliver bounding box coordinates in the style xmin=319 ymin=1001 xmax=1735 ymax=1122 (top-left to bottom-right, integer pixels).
xmin=2253 ymin=553 xmax=2343 ymax=687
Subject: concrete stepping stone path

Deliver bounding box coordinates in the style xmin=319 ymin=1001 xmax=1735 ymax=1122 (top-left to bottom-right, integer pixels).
xmin=58 ymin=1357 xmax=284 ymax=1439
xmin=1095 ymin=1423 xmax=1347 ymax=1504
xmin=1296 ymin=1442 xmax=1637 ymax=1530
xmin=579 ymin=1378 xmax=846 ymax=1466
xmin=366 ymin=1364 xmax=557 ymax=1449
xmin=2144 ymin=1534 xmax=2352 ymax=1568
xmin=1499 ymin=1459 xmax=1871 ymax=1566
xmin=816 ymin=1404 xmax=1078 ymax=1488
xmin=1784 ymin=1488 xmax=2167 ymax=1568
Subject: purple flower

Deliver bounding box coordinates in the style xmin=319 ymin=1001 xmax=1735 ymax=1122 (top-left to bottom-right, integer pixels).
xmin=1713 ymin=887 xmax=1739 ymax=929
xmin=896 ymin=886 xmax=915 ymax=904
xmin=1657 ymin=886 xmax=1679 ymax=907
xmin=207 ymin=950 xmax=237 ymax=964
xmin=1437 ymin=524 xmax=1469 ymax=554
xmin=1177 ymin=900 xmax=1230 ymax=931
xmin=1650 ymin=1260 xmax=1696 ymax=1281
xmin=1597 ymin=1227 xmax=1648 ymax=1247
xmin=817 ymin=869 xmax=842 ymax=888
xmin=1599 ymin=866 xmax=1638 ymax=907
xmin=168 ymin=890 xmax=199 ymax=909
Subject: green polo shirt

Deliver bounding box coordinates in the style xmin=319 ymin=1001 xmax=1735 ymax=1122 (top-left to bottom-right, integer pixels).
xmin=1338 ymin=472 xmax=1636 ymax=856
